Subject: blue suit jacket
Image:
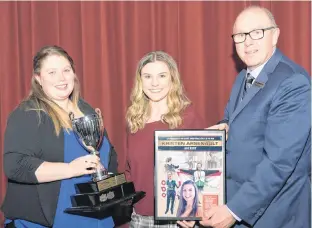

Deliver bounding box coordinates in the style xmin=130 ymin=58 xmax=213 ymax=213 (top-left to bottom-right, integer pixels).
xmin=224 ymin=49 xmax=311 ymax=228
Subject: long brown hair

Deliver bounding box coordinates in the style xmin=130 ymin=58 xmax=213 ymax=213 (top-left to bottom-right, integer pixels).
xmin=26 ymin=45 xmax=80 ymax=136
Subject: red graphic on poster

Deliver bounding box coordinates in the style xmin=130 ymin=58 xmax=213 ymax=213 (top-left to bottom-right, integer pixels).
xmin=202 ymin=194 xmax=218 ymax=219
xmin=161 ymin=180 xmax=166 ymax=198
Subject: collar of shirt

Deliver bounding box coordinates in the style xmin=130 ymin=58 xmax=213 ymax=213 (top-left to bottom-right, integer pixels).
xmin=246 ymin=48 xmax=276 ymax=82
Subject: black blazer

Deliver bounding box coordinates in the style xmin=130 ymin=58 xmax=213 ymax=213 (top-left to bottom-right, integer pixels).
xmin=1 ymin=99 xmax=118 ymax=226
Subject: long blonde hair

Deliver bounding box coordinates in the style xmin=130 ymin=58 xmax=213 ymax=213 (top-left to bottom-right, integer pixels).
xmin=126 ymin=51 xmax=191 ymax=133
xmin=25 ymin=45 xmax=80 ymax=136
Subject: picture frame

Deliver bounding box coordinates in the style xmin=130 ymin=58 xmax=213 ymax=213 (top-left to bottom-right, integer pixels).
xmin=154 ymin=129 xmax=226 ymax=221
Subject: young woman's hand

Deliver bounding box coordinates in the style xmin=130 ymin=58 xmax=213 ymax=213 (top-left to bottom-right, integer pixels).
xmin=177 ymin=221 xmax=196 ymax=228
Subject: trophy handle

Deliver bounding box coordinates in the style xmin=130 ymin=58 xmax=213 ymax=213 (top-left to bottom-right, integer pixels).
xmin=95 ymin=108 xmax=104 ymax=129
xmin=69 ymin=112 xmax=75 ymax=121
xmin=95 ymin=108 xmax=101 ymax=116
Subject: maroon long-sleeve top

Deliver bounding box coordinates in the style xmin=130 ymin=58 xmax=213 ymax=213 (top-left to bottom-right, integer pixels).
xmin=126 ymin=105 xmax=205 ymax=216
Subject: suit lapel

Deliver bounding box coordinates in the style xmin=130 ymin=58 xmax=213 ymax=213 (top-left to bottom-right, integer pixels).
xmin=229 ymin=49 xmax=283 ymax=124
xmin=229 ymin=70 xmax=246 ymax=115
xmin=230 ymin=72 xmax=268 ymax=123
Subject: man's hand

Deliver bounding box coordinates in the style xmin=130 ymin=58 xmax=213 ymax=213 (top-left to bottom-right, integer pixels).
xmin=177 ymin=220 xmax=196 ymax=228
xmin=206 ymin=123 xmax=229 ymax=140
xmin=200 ymin=205 xmax=236 ymax=228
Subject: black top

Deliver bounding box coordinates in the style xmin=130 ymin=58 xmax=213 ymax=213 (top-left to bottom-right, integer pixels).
xmin=1 ymin=99 xmax=118 ymax=226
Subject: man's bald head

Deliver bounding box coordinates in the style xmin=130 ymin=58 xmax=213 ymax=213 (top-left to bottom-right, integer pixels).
xmin=234 ymin=6 xmax=277 ymax=32
xmin=232 ymin=6 xmax=280 ymax=70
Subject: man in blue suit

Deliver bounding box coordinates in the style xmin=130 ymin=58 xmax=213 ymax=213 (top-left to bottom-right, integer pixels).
xmin=178 ymin=5 xmax=311 ymax=228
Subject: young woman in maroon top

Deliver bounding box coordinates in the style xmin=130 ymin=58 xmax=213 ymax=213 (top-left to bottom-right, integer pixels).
xmin=125 ymin=51 xmax=205 ymax=227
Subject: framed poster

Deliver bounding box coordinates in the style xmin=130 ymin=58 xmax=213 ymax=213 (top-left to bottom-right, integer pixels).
xmin=154 ymin=130 xmax=226 ymax=221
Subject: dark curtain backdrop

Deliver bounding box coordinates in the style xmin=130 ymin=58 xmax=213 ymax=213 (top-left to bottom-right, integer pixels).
xmin=0 ymin=1 xmax=310 ymax=224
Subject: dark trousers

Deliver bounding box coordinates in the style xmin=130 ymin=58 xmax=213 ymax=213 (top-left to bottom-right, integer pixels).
xmin=165 ymin=190 xmax=176 ymax=214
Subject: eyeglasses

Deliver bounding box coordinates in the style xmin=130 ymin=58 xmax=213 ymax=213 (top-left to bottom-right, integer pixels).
xmin=232 ymin=26 xmax=277 ymax=44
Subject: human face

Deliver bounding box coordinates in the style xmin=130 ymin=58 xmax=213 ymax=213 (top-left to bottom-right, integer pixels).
xmin=197 ymin=163 xmax=202 ymax=170
xmin=35 ymin=55 xmax=75 ymax=103
xmin=182 ymin=184 xmax=195 ymax=203
xmin=141 ymin=61 xmax=171 ymax=102
xmin=233 ymin=9 xmax=280 ymax=70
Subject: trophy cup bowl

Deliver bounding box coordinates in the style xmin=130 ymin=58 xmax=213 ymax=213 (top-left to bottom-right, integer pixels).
xmin=65 ymin=108 xmax=145 ymax=225
xmin=69 ymin=108 xmax=108 ymax=182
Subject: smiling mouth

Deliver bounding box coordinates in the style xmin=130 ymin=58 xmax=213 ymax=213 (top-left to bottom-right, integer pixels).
xmin=149 ymin=89 xmax=162 ymax=93
xmin=55 ymin=84 xmax=68 ymax=89
xmin=245 ymin=50 xmax=258 ymax=54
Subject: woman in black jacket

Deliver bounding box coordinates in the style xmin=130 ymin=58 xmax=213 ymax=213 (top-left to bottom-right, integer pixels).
xmin=1 ymin=45 xmax=117 ymax=228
